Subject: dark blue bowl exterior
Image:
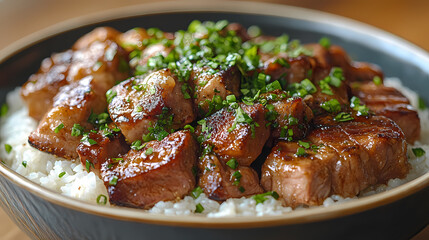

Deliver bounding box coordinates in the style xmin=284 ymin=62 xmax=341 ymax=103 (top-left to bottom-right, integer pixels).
xmin=1 ymin=11 xmax=429 ymax=240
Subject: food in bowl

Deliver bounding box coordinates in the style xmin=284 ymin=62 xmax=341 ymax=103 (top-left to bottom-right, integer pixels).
xmin=1 ymin=20 xmax=428 ymax=216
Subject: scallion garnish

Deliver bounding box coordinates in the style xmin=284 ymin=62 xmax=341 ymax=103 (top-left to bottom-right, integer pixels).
xmin=373 ymin=76 xmax=382 ymax=86
xmin=252 ymin=191 xmax=280 ymax=204
xmin=321 ymin=99 xmax=341 ymax=113
xmin=71 ymin=124 xmax=85 ymax=137
xmin=295 ymin=147 xmax=307 ymax=157
xmin=334 ymin=112 xmax=354 ymax=122
xmin=195 ymin=203 xmax=204 ymax=213
xmin=418 ymin=96 xmax=427 ymax=110
xmin=22 ymin=161 xmax=27 ymax=168
xmin=4 ymin=144 xmax=12 ymax=154
xmin=54 ymin=123 xmax=65 ymax=133
xmin=145 ymin=147 xmax=154 ymax=155
xmin=319 ymin=37 xmax=331 ymax=49
xmin=59 ymin=172 xmax=66 ymax=178
xmin=191 ymin=186 xmax=204 ymax=199
xmin=109 ymin=176 xmax=118 ymax=186
xmin=96 ymin=194 xmax=108 ymax=205
xmin=0 ymin=103 xmax=8 ymax=117
xmin=412 ymin=148 xmax=426 ymax=157
xmin=226 ymin=158 xmax=238 ymax=170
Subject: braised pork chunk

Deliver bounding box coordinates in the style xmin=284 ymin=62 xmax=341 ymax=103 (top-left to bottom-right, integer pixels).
xmin=21 ymin=37 xmax=129 ymax=120
xmin=261 ymin=115 xmax=409 ymax=207
xmin=198 ymin=153 xmax=263 ymax=201
xmin=108 ymin=69 xmax=195 ymax=143
xmin=101 ymin=130 xmax=198 ymax=209
xmin=191 ymin=66 xmax=241 ymax=116
xmin=77 ymin=127 xmax=129 ymax=176
xmin=351 ymin=81 xmax=420 ymax=143
xmin=197 ymin=103 xmax=270 ymax=166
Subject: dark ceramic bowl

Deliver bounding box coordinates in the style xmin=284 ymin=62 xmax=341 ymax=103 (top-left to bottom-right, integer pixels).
xmin=0 ymin=2 xmax=428 ymax=240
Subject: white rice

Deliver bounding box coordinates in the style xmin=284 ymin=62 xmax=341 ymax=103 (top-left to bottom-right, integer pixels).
xmin=0 ymin=78 xmax=428 ymax=217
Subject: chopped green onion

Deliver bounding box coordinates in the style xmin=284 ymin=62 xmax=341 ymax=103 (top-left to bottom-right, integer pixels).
xmin=131 ymin=140 xmax=145 ymax=150
xmin=85 ymin=159 xmax=94 ymax=172
xmin=226 ymin=158 xmax=238 ymax=169
xmin=295 ymin=147 xmax=307 ymax=157
xmin=252 ymin=191 xmax=280 ymax=204
xmin=195 ymin=203 xmax=204 ymax=213
xmin=298 ymin=140 xmax=310 ymax=149
xmin=191 ymin=186 xmax=204 ymax=199
xmin=184 ymin=124 xmax=195 ymax=133
xmin=373 ymin=76 xmax=382 ymax=86
xmin=96 ymin=194 xmax=108 ymax=205
xmin=334 ymin=112 xmax=354 ymax=122
xmin=319 ymin=37 xmax=331 ymax=49
xmin=418 ymin=96 xmax=426 ymax=110
xmin=321 ymin=99 xmax=341 ymax=113
xmin=247 ymin=25 xmax=262 ymax=38
xmin=412 ymin=148 xmax=426 ymax=157
xmin=59 ymin=172 xmax=66 ymax=178
xmin=106 ymin=89 xmax=117 ymax=104
xmin=109 ymin=176 xmax=118 ymax=186
xmin=54 ymin=123 xmax=65 ymax=133
xmin=232 ymin=171 xmax=242 ymax=186
xmin=0 ymin=103 xmax=8 ymax=117
xmin=22 ymin=161 xmax=27 ymax=168
xmin=71 ymin=124 xmax=85 ymax=137
xmin=145 ymin=147 xmax=154 ymax=155
xmin=4 ymin=144 xmax=12 ymax=154
xmin=238 ymin=186 xmax=245 ymax=193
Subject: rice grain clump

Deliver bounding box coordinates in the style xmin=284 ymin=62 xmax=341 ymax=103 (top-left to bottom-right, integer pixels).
xmin=1 ymin=78 xmax=428 ymax=217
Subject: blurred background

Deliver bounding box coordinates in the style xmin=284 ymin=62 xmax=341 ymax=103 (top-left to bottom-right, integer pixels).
xmin=0 ymin=0 xmax=428 ymax=239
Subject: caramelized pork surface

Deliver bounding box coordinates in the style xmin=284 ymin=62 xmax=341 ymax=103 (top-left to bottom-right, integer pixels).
xmin=101 ymin=130 xmax=198 ymax=209
xmin=77 ymin=128 xmax=129 ymax=176
xmin=198 ymin=153 xmax=263 ymax=201
xmin=261 ymin=115 xmax=409 ymax=207
xmin=21 ymin=37 xmax=129 ymax=120
xmin=28 ymin=76 xmax=108 ymax=159
xmin=351 ymin=81 xmax=420 ymax=143
xmin=261 ymin=91 xmax=314 ymax=140
xmin=108 ymin=69 xmax=195 ymax=143
xmin=191 ymin=66 xmax=241 ymax=116
xmin=197 ymin=103 xmax=270 ymax=166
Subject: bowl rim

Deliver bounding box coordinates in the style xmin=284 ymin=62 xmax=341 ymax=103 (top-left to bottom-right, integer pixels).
xmin=1 ymin=0 xmax=429 ymax=228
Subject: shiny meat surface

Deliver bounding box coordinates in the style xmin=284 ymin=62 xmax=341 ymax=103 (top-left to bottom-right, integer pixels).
xmin=351 ymin=81 xmax=420 ymax=143
xmin=101 ymin=130 xmax=198 ymax=209
xmin=108 ymin=69 xmax=195 ymax=143
xmin=261 ymin=115 xmax=409 ymax=207
xmin=197 ymin=103 xmax=270 ymax=166
xmin=28 ymin=76 xmax=108 ymax=159
xmin=72 ymin=27 xmax=121 ymax=50
xmin=77 ymin=128 xmax=129 ymax=176
xmin=198 ymin=153 xmax=263 ymax=201
xmin=329 ymin=45 xmax=383 ymax=82
xmin=191 ymin=66 xmax=241 ymax=116
xmin=261 ymin=91 xmax=314 ymax=140
xmin=21 ymin=38 xmax=129 ymax=120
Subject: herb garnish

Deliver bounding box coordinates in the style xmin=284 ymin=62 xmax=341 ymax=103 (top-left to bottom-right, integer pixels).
xmin=252 ymin=191 xmax=280 ymax=204
xmin=412 ymin=148 xmax=426 ymax=157
xmin=4 ymin=144 xmax=12 ymax=154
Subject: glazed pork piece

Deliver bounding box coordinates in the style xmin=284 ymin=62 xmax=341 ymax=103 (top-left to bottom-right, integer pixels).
xmin=351 ymin=81 xmax=420 ymax=143
xmin=101 ymin=130 xmax=198 ymax=209
xmin=191 ymin=66 xmax=241 ymax=116
xmin=21 ymin=31 xmax=129 ymax=120
xmin=77 ymin=127 xmax=130 ymax=176
xmin=261 ymin=90 xmax=314 ymax=140
xmin=108 ymin=69 xmax=196 ymax=143
xmin=196 ymin=103 xmax=270 ymax=166
xmin=198 ymin=153 xmax=263 ymax=201
xmin=261 ymin=115 xmax=409 ymax=207
xmin=28 ymin=76 xmax=112 ymax=159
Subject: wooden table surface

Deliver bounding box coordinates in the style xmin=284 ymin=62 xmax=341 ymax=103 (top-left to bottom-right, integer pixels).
xmin=0 ymin=0 xmax=428 ymax=239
